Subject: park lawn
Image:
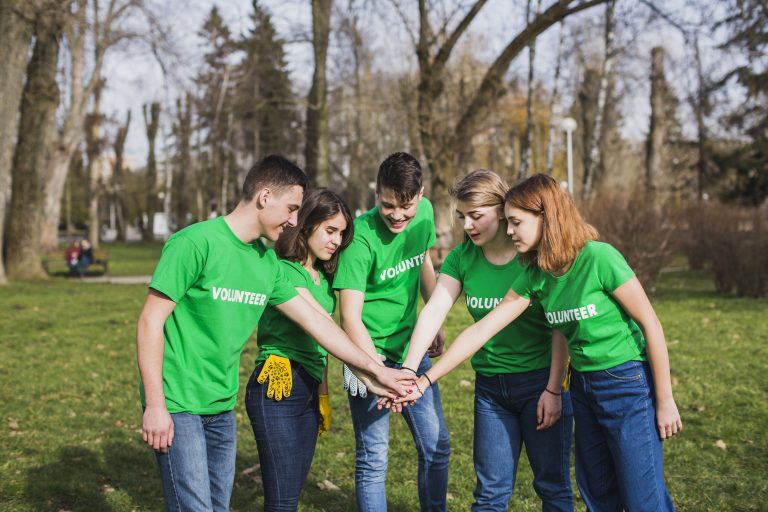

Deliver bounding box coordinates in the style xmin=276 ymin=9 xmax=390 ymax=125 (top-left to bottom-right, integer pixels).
xmin=1 ymin=250 xmax=766 ymax=510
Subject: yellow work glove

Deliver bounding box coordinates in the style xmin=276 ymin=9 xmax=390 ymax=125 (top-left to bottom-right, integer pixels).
xmin=318 ymin=394 xmax=331 ymax=437
xmin=562 ymin=359 xmax=572 ymax=392
xmin=257 ymin=355 xmax=292 ymax=401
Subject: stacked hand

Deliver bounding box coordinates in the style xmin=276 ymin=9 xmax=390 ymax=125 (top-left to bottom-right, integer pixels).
xmin=343 ymin=361 xmax=416 ymax=401
xmin=257 ymin=355 xmax=293 ymax=400
xmin=343 ymin=363 xmax=368 ymax=397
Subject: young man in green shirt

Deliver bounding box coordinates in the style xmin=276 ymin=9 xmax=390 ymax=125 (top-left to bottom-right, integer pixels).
xmin=333 ymin=152 xmax=450 ymax=511
xmin=137 ymin=155 xmax=411 ymax=512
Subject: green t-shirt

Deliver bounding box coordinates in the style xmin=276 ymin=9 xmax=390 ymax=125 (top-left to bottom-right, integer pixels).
xmin=333 ymin=198 xmax=436 ymax=362
xmin=510 ymin=241 xmax=646 ymax=372
xmin=144 ymin=217 xmax=298 ymax=414
xmin=255 ymin=260 xmax=334 ymax=382
xmin=440 ymin=239 xmax=552 ymax=376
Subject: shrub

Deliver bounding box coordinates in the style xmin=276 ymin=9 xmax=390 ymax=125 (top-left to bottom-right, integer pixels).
xmin=581 ymin=189 xmax=674 ymax=293
xmin=682 ymin=202 xmax=768 ymax=297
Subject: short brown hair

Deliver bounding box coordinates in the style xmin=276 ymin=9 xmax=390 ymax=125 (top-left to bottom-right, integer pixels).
xmin=242 ymin=155 xmax=308 ymax=202
xmin=275 ymin=188 xmax=353 ymax=276
xmin=376 ymin=152 xmax=423 ymax=203
xmin=505 ymin=174 xmax=598 ymax=273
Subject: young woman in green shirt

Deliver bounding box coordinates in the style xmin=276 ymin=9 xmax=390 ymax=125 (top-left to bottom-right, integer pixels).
xmin=399 ymin=174 xmax=682 ymax=512
xmin=245 ymin=188 xmax=354 ymax=511
xmin=397 ymin=170 xmax=573 ymax=511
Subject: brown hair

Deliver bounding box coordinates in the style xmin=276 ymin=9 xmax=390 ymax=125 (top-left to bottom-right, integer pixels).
xmin=275 ymin=188 xmax=353 ymax=276
xmin=505 ymin=174 xmax=598 ymax=273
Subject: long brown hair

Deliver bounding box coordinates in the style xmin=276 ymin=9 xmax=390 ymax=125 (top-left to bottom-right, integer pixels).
xmin=275 ymin=188 xmax=353 ymax=276
xmin=505 ymin=174 xmax=598 ymax=273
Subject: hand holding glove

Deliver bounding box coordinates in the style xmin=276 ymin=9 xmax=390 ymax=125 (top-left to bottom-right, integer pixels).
xmin=342 ymin=363 xmax=368 ymax=398
xmin=257 ymin=355 xmax=293 ymax=400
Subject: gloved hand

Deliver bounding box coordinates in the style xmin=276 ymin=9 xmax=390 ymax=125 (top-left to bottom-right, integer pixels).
xmin=342 ymin=363 xmax=368 ymax=398
xmin=318 ymin=394 xmax=331 ymax=436
xmin=257 ymin=355 xmax=292 ymax=400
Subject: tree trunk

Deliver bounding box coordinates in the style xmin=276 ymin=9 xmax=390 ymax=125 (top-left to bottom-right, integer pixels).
xmin=645 ymin=46 xmax=666 ymax=195
xmin=86 ymin=81 xmax=104 ymax=248
xmin=519 ymin=0 xmax=541 ymax=178
xmin=545 ymin=21 xmax=566 ymax=175
xmin=693 ymin=36 xmax=708 ymax=201
xmin=112 ymin=109 xmax=131 ymax=241
xmin=305 ymin=0 xmax=332 ymax=186
xmin=143 ymin=102 xmax=161 ymax=241
xmin=174 ymin=95 xmax=192 ymax=228
xmin=40 ymin=0 xmax=133 ymax=250
xmin=0 ymin=0 xmax=37 ymax=284
xmin=6 ymin=6 xmax=63 ymax=278
xmin=582 ymin=0 xmax=615 ymax=200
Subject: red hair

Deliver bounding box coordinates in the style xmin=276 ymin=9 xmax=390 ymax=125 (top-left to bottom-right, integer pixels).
xmin=505 ymin=174 xmax=598 ymax=273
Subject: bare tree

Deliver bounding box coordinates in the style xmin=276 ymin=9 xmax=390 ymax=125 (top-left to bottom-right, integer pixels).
xmin=545 ymin=21 xmax=566 ymax=175
xmin=645 ymin=46 xmax=666 ymax=194
xmin=0 ymin=0 xmax=41 ymax=283
xmin=519 ymin=0 xmax=542 ymax=178
xmin=111 ymin=109 xmax=131 ymax=241
xmin=412 ymin=0 xmax=609 ymax=250
xmin=6 ymin=2 xmax=65 ymax=278
xmin=85 ymin=80 xmax=105 ymax=247
xmin=142 ymin=102 xmax=161 ymax=241
xmin=582 ymin=0 xmax=615 ymax=200
xmin=173 ymin=95 xmax=192 ymax=229
xmin=41 ymin=0 xmax=162 ymax=250
xmin=305 ymin=0 xmax=332 ymax=187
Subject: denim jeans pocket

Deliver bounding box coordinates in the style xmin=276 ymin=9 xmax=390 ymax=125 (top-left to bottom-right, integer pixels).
xmin=601 ymin=360 xmax=645 ymax=383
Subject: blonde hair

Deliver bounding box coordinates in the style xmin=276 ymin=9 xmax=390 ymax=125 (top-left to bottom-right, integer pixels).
xmin=505 ymin=174 xmax=598 ymax=273
xmin=450 ymin=169 xmax=508 ymax=211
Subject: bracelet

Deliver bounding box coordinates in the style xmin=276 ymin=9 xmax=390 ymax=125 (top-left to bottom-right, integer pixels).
xmin=422 ymin=372 xmax=434 ymax=387
xmin=401 ymin=366 xmax=418 ymax=375
xmin=414 ymin=381 xmax=424 ymax=396
xmin=544 ymin=387 xmax=561 ymax=396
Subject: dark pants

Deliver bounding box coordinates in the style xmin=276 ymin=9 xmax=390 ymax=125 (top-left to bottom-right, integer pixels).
xmin=245 ymin=362 xmax=320 ymax=512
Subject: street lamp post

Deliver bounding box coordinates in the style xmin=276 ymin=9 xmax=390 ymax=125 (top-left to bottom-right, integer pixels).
xmin=561 ymin=117 xmax=577 ymax=196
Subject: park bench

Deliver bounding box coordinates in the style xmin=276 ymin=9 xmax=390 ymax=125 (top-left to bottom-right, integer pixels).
xmin=42 ymin=248 xmax=109 ymax=276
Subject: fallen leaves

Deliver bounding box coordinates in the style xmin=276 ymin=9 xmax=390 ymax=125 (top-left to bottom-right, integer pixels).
xmin=317 ymin=479 xmax=340 ymax=491
xmin=715 ymin=439 xmax=727 ymax=450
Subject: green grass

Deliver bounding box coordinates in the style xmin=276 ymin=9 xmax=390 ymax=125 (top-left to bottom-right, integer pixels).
xmin=1 ymin=245 xmax=766 ymax=511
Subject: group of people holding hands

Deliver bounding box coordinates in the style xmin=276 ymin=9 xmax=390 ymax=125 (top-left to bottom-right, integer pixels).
xmin=137 ymin=152 xmax=682 ymax=512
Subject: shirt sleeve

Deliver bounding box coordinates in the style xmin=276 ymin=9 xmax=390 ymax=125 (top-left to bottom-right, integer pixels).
xmin=281 ymin=260 xmax=310 ymax=288
xmin=149 ymin=236 xmax=204 ymax=302
xmin=509 ymin=267 xmax=538 ymax=300
xmin=332 ymin=235 xmax=372 ymax=291
xmin=439 ymin=244 xmax=462 ymax=281
xmin=596 ymin=243 xmax=636 ymax=292
xmin=268 ymin=261 xmax=299 ymax=306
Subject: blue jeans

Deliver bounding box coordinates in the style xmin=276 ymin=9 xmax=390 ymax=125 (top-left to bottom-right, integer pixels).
xmin=571 ymin=361 xmax=675 ymax=512
xmin=245 ymin=361 xmax=320 ymax=512
xmin=155 ymin=410 xmax=236 ymax=512
xmin=472 ymin=369 xmax=574 ymax=512
xmin=348 ymin=353 xmax=450 ymax=512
